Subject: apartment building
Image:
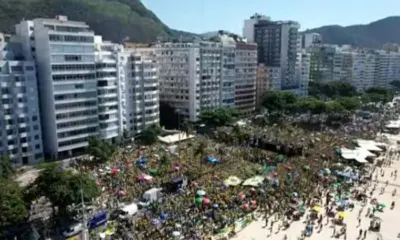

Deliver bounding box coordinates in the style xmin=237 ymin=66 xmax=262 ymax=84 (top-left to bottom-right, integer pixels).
xmin=94 ymin=36 xmax=122 ymax=141
xmin=295 ymin=50 xmax=310 ymax=96
xmin=298 ymin=33 xmax=322 ymax=49
xmin=255 ymin=64 xmax=281 ymax=109
xmin=242 ymin=13 xmax=271 ymax=43
xmin=118 ymin=45 xmax=159 ymax=136
xmin=0 ymin=34 xmax=43 ymax=165
xmin=16 ymin=16 xmax=98 ymax=159
xmin=235 ymin=42 xmax=257 ymax=114
xmin=308 ymin=45 xmax=336 ymax=83
xmin=252 ymin=18 xmax=300 ymax=90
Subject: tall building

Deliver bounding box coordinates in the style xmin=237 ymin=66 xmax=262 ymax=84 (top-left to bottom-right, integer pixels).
xmin=242 ymin=13 xmax=270 ymax=43
xmin=94 ymin=36 xmax=122 ymax=141
xmin=16 ymin=16 xmax=99 ymax=159
xmin=118 ymin=44 xmax=159 ymax=136
xmin=0 ymin=34 xmax=43 ymax=165
xmin=295 ymin=50 xmax=310 ymax=96
xmin=235 ymin=42 xmax=257 ymax=114
xmin=156 ymin=41 xmax=230 ymax=121
xmin=299 ymin=33 xmax=322 ymax=49
xmin=308 ymin=45 xmax=336 ymax=83
xmin=256 ymin=64 xmax=281 ymax=109
xmin=253 ymin=18 xmax=300 ymax=90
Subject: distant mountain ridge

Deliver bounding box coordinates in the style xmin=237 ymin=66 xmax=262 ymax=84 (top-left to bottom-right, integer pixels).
xmin=0 ymin=0 xmax=195 ymax=43
xmin=304 ymin=16 xmax=400 ymax=48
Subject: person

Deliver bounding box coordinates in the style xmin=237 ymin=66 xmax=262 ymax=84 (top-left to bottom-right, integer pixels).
xmin=392 ymin=201 xmax=395 ymax=209
xmin=359 ymin=229 xmax=363 ymax=238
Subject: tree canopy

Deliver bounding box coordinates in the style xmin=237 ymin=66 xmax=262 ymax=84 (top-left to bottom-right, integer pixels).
xmin=137 ymin=124 xmax=162 ymax=145
xmin=199 ymin=108 xmax=239 ymax=127
xmin=308 ymin=81 xmax=357 ymax=99
xmin=0 ymin=155 xmax=14 ymax=179
xmin=30 ymin=165 xmax=99 ymax=215
xmin=0 ymin=179 xmax=28 ymax=230
xmin=88 ymin=136 xmax=117 ymax=164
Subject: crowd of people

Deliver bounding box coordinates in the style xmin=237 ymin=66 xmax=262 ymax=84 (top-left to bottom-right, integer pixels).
xmin=71 ymin=100 xmax=400 ymax=240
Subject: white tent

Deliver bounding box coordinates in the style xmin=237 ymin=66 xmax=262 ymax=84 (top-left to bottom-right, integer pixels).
xmin=340 ymin=148 xmax=374 ymax=164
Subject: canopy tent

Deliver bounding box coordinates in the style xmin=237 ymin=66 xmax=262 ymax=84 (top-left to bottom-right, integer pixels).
xmin=356 ymin=139 xmax=384 ymax=152
xmin=206 ymin=156 xmax=219 ymax=164
xmin=224 ymin=176 xmax=242 ymax=186
xmin=340 ymin=148 xmax=374 ymax=163
xmin=242 ymin=176 xmax=264 ymax=187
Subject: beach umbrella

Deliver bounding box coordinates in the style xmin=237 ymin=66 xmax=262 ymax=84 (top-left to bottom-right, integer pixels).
xmin=312 ymin=206 xmax=322 ymax=213
xmin=303 ymin=165 xmax=310 ymax=170
xmin=111 ymin=168 xmax=118 ymax=175
xmin=193 ymin=197 xmax=202 ymax=205
xmin=238 ymin=192 xmax=246 ymax=200
xmin=212 ymin=204 xmax=219 ymax=209
xmin=324 ymin=168 xmax=331 ymax=175
xmin=151 ymin=219 xmax=160 ymax=226
xmin=242 ymin=203 xmax=250 ymax=210
xmin=196 ymin=190 xmax=206 ymax=196
xmin=160 ymin=213 xmax=169 ymax=220
xmin=337 ymin=211 xmax=348 ymax=219
xmin=223 ymin=176 xmax=242 ymax=186
xmin=172 ymin=231 xmax=181 ymax=237
xmin=149 ymin=168 xmax=158 ymax=176
xmin=202 ymin=197 xmax=211 ymax=205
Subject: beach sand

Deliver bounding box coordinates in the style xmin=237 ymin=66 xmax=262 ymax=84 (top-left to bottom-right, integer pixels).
xmin=233 ymin=135 xmax=400 ymax=240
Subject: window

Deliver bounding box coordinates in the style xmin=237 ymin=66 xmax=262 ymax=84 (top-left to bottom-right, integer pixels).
xmin=32 ymin=116 xmax=38 ymax=122
xmin=34 ymin=135 xmax=39 ymax=140
xmin=25 ymin=66 xmax=34 ymax=71
xmin=35 ymin=144 xmax=40 ymax=149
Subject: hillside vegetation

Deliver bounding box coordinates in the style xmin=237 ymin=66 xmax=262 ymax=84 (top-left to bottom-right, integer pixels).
xmin=0 ymin=0 xmax=193 ymax=43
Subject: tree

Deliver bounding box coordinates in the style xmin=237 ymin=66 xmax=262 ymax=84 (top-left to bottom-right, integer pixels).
xmin=337 ymin=96 xmax=361 ymax=112
xmin=137 ymin=124 xmax=162 ymax=145
xmin=365 ymin=87 xmax=394 ymax=103
xmin=0 ymin=179 xmax=28 ymax=230
xmin=262 ymin=90 xmax=298 ymax=114
xmin=31 ymin=165 xmax=99 ymax=215
xmin=199 ymin=108 xmax=239 ymax=127
xmin=0 ymin=155 xmax=14 ymax=179
xmin=389 ymin=80 xmax=400 ymax=90
xmin=88 ymin=136 xmax=116 ymax=163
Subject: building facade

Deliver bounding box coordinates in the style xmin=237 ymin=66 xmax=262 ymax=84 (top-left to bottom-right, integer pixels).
xmin=118 ymin=45 xmax=159 ymax=136
xmin=16 ymin=16 xmax=99 ymax=159
xmin=253 ymin=18 xmax=300 ymax=90
xmin=256 ymin=64 xmax=281 ymax=109
xmin=94 ymin=36 xmax=122 ymax=141
xmin=0 ymin=35 xmax=43 ymax=165
xmin=235 ymin=42 xmax=257 ymax=114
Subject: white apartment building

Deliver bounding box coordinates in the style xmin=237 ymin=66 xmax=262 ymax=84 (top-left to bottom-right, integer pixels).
xmin=118 ymin=45 xmax=159 ymax=136
xmin=94 ymin=36 xmax=122 ymax=141
xmin=0 ymin=35 xmax=43 ymax=165
xmin=299 ymin=33 xmax=322 ymax=49
xmin=350 ymin=50 xmax=375 ymax=91
xmin=156 ymin=41 xmax=206 ymax=121
xmin=242 ymin=13 xmax=271 ymax=43
xmin=295 ymin=50 xmax=310 ymax=96
xmin=235 ymin=42 xmax=257 ymax=114
xmin=16 ymin=16 xmax=98 ymax=159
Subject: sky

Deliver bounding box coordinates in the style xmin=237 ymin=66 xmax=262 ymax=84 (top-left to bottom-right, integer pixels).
xmin=142 ymin=0 xmax=400 ymax=34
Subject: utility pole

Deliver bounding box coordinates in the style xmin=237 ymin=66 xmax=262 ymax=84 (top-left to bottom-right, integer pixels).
xmin=80 ymin=188 xmax=90 ymax=240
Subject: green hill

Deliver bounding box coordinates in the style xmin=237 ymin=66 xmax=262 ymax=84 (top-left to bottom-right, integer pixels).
xmin=304 ymin=16 xmax=400 ymax=48
xmin=0 ymin=0 xmax=194 ymax=43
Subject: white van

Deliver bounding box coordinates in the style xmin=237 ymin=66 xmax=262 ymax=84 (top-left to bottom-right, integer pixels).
xmin=119 ymin=203 xmax=138 ymax=220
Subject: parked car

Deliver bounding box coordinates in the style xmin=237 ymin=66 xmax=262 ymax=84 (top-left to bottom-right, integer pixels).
xmin=62 ymin=223 xmax=83 ymax=238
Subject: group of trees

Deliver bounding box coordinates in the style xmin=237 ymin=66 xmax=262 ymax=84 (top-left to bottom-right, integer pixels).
xmin=88 ymin=136 xmax=117 ymax=164
xmin=0 ymin=159 xmax=100 ymax=236
xmin=262 ymin=81 xmax=394 ymax=121
xmin=199 ymin=108 xmax=239 ymax=127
